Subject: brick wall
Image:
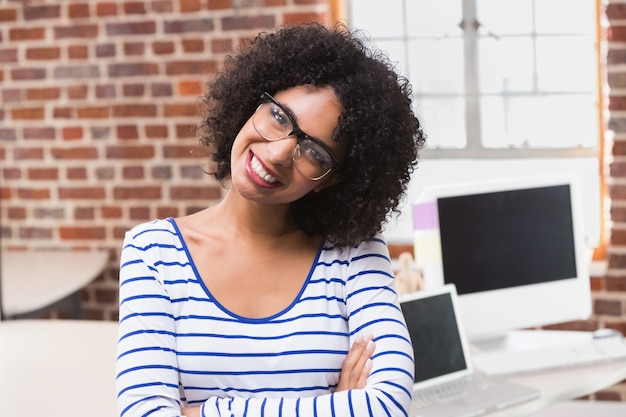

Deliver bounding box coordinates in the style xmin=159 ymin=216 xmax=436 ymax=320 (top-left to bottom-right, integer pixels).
xmin=0 ymin=0 xmax=330 ymax=320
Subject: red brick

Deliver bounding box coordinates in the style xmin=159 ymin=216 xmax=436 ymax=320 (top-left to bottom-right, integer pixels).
xmin=24 ymin=127 xmax=55 ymax=140
xmin=59 ymin=187 xmax=106 ymax=199
xmin=8 ymin=207 xmax=26 ymax=219
xmin=69 ymin=85 xmax=89 ymax=101
xmin=108 ymin=62 xmax=159 ymax=77
xmin=123 ymin=166 xmax=145 ymax=179
xmin=51 ymin=147 xmax=99 ymax=159
xmin=14 ymin=147 xmax=44 ymax=160
xmin=152 ymin=1 xmax=174 ymax=13
xmin=96 ymin=3 xmax=118 ymax=16
xmin=20 ymin=227 xmax=53 ymax=239
xmin=165 ymin=59 xmax=217 ymax=75
xmin=122 ymin=84 xmax=144 ymax=97
xmin=68 ymin=3 xmax=90 ymax=19
xmin=12 ymin=107 xmax=44 ymax=120
xmin=283 ymin=12 xmax=325 ymax=26
xmin=75 ymin=207 xmax=95 ymax=220
xmin=106 ymin=21 xmax=156 ymax=36
xmin=9 ymin=27 xmax=45 ymax=41
xmin=17 ymin=187 xmax=51 ymax=199
xmin=157 ymin=206 xmax=178 ymax=218
xmin=106 ymin=145 xmax=155 ymax=159
xmin=130 ymin=206 xmax=150 ymax=220
xmin=175 ymin=124 xmax=196 ymax=138
xmin=117 ymin=125 xmax=139 ymax=140
xmin=77 ymin=106 xmax=110 ymax=119
xmin=124 ymin=2 xmax=146 ymax=14
xmin=0 ymin=8 xmax=17 ymax=22
xmin=170 ymin=186 xmax=221 ymax=200
xmin=113 ymin=104 xmax=157 ymax=117
xmin=63 ymin=126 xmax=83 ymax=140
xmin=11 ymin=68 xmax=46 ymax=80
xmin=102 ymin=206 xmax=123 ymax=218
xmin=0 ymin=48 xmax=18 ymax=63
xmin=24 ymin=5 xmax=61 ymax=20
xmin=67 ymin=167 xmax=88 ymax=180
xmin=113 ymin=186 xmax=161 ymax=199
xmin=178 ymin=80 xmax=202 ymax=95
xmin=163 ymin=145 xmax=198 ymax=158
xmin=54 ymin=25 xmax=99 ymax=39
xmin=153 ymin=41 xmax=175 ymax=55
xmin=59 ymin=226 xmax=106 ymax=240
xmin=221 ymin=15 xmax=275 ymax=31
xmin=208 ymin=0 xmax=230 ymax=10
xmin=28 ymin=168 xmax=59 ymax=180
xmin=26 ymin=47 xmax=61 ymax=60
xmin=26 ymin=87 xmax=61 ymax=100
xmin=211 ymin=38 xmax=233 ymax=53
xmin=68 ymin=45 xmax=89 ymax=60
xmin=164 ymin=103 xmax=195 ymax=117
xmin=146 ymin=125 xmax=168 ymax=138
xmin=124 ymin=42 xmax=145 ymax=56
xmin=182 ymin=39 xmax=204 ymax=53
xmin=181 ymin=0 xmax=202 ymax=12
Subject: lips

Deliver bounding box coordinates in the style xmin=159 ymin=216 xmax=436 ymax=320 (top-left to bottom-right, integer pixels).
xmin=249 ymin=152 xmax=279 ymax=185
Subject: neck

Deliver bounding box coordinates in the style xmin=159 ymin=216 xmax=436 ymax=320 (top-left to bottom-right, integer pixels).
xmin=215 ymin=189 xmax=298 ymax=241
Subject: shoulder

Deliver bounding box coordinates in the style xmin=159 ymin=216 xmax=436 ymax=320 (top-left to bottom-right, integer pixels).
xmin=320 ymin=234 xmax=391 ymax=265
xmin=124 ymin=218 xmax=179 ymax=245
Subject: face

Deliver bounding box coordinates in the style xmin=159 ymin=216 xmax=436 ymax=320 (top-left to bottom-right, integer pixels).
xmin=230 ymin=85 xmax=345 ymax=205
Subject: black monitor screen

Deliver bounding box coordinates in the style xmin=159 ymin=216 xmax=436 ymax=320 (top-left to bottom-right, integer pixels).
xmin=437 ymin=184 xmax=578 ymax=295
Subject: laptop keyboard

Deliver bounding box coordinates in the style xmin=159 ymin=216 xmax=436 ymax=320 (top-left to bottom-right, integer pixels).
xmin=413 ymin=376 xmax=493 ymax=407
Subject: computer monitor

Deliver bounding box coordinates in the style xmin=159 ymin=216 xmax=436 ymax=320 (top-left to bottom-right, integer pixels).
xmin=412 ymin=173 xmax=592 ymax=344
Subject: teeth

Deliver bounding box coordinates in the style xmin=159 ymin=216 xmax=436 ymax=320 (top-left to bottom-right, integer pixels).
xmin=250 ymin=154 xmax=277 ymax=184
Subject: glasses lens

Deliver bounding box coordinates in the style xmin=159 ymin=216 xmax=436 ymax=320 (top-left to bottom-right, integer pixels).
xmin=294 ymin=139 xmax=334 ymax=180
xmin=253 ymin=102 xmax=293 ymax=141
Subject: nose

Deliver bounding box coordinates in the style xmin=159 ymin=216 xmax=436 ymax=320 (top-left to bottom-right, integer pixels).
xmin=266 ymin=136 xmax=297 ymax=167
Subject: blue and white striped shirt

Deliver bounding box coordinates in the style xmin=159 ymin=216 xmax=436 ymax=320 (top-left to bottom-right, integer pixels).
xmin=116 ymin=218 xmax=414 ymax=417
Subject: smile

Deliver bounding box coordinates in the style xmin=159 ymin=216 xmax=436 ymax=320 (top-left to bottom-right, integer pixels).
xmin=250 ymin=153 xmax=278 ymax=184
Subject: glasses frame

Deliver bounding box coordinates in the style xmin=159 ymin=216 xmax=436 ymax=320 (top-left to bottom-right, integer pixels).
xmin=254 ymin=92 xmax=341 ymax=181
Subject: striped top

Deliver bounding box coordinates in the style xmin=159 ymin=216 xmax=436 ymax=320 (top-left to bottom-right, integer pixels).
xmin=116 ymin=218 xmax=414 ymax=417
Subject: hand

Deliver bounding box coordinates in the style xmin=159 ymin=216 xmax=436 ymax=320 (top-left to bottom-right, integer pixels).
xmin=335 ymin=333 xmax=376 ymax=392
xmin=181 ymin=406 xmax=201 ymax=417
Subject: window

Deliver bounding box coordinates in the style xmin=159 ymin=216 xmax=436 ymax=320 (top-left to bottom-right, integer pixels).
xmin=348 ymin=0 xmax=600 ymax=159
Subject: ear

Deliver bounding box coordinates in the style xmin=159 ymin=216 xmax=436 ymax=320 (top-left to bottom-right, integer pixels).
xmin=313 ymin=171 xmax=343 ymax=192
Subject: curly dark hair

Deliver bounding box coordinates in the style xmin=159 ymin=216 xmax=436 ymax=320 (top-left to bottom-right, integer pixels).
xmin=198 ymin=22 xmax=426 ymax=247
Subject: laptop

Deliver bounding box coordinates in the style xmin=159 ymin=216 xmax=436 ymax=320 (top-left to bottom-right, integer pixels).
xmin=400 ymin=284 xmax=541 ymax=417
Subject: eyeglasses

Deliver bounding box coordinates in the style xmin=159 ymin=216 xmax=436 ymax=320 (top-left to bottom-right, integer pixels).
xmin=252 ymin=92 xmax=341 ymax=181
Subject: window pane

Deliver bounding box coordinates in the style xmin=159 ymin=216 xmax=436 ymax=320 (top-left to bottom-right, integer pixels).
xmin=535 ymin=0 xmax=595 ymax=34
xmin=536 ymin=36 xmax=596 ymax=92
xmin=417 ymin=97 xmax=467 ymax=149
xmin=406 ymin=0 xmax=463 ymax=38
xmin=481 ymin=95 xmax=596 ymax=148
xmin=479 ymin=37 xmax=535 ymax=93
xmin=477 ymin=0 xmax=534 ymax=35
xmin=349 ymin=0 xmax=405 ymax=38
xmin=408 ymin=39 xmax=465 ymax=94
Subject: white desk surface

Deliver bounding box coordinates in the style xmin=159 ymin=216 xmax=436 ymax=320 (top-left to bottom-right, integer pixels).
xmin=489 ymin=358 xmax=626 ymax=416
xmin=0 ymin=319 xmax=119 ymax=417
xmin=476 ymin=330 xmax=626 ymax=416
xmin=1 ymin=250 xmax=109 ymax=316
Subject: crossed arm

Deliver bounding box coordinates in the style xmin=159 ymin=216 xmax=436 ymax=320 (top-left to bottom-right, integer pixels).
xmin=180 ymin=334 xmax=376 ymax=417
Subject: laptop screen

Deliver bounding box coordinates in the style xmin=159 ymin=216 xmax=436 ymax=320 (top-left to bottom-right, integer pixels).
xmin=400 ymin=286 xmax=470 ymax=387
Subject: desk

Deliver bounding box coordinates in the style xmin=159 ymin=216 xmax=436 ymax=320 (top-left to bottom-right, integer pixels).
xmin=489 ymin=358 xmax=626 ymax=416
xmin=477 ymin=330 xmax=626 ymax=416
xmin=1 ymin=250 xmax=109 ymax=318
xmin=0 ymin=319 xmax=119 ymax=417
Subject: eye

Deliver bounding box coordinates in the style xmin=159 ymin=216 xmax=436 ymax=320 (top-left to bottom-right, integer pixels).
xmin=300 ymin=140 xmax=333 ymax=168
xmin=268 ymin=104 xmax=292 ymax=132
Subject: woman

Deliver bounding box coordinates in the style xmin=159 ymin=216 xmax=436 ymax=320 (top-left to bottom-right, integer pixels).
xmin=116 ymin=22 xmax=425 ymax=417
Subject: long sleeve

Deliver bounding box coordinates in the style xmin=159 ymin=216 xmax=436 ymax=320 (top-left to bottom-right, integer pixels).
xmin=116 ymin=219 xmax=414 ymax=417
